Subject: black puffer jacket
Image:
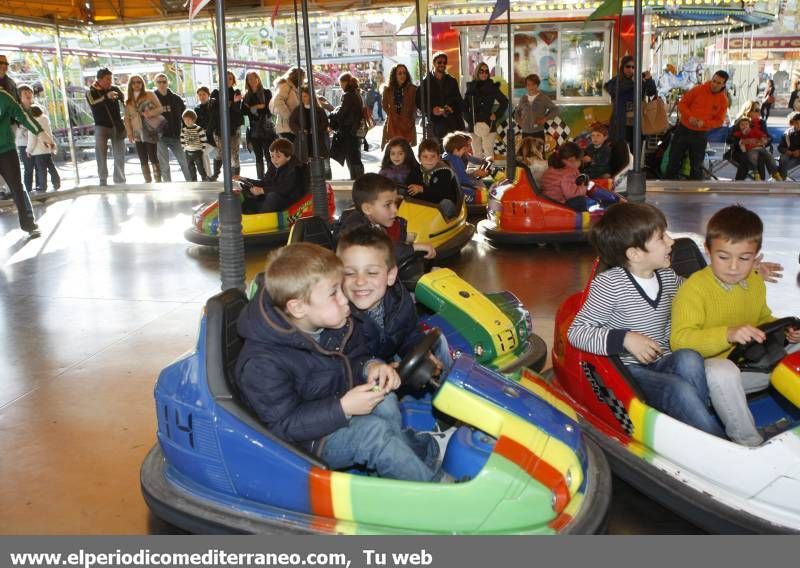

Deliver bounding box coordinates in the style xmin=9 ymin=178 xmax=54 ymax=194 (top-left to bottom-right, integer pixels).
xmin=154 ymin=89 xmax=186 ymax=139
xmin=234 ymin=288 xmax=372 ymax=453
xmin=464 ymin=79 xmax=508 ymax=131
xmin=350 ymin=280 xmax=425 ymax=362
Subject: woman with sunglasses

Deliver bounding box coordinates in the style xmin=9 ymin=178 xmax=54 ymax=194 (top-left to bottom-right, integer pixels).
xmin=464 ymin=63 xmax=508 ymax=160
xmin=604 ymin=55 xmax=657 ymax=152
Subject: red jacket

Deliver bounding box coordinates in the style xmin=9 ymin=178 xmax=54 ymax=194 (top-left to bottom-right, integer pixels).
xmin=541 ymin=165 xmax=586 ymax=204
xmin=678 ymin=82 xmax=728 ymax=132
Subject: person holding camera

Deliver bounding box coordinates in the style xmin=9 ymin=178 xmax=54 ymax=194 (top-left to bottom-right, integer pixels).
xmin=416 ymin=52 xmax=464 ymax=144
xmin=86 ymin=68 xmax=126 ymax=186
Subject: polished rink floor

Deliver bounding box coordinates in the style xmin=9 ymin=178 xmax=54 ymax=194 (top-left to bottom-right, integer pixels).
xmin=0 ymin=188 xmax=797 ymax=534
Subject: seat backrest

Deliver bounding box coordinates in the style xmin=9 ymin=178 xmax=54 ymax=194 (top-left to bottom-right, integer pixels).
xmin=670 ymin=237 xmax=707 ymax=279
xmin=205 ymin=288 xmax=248 ymax=401
xmin=287 ymin=216 xmax=335 ymax=250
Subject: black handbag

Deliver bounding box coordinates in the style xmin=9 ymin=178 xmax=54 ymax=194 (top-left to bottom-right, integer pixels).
xmin=329 ymin=131 xmax=347 ymax=166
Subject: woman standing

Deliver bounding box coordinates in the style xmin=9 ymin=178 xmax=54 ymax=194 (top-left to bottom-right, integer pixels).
xmin=272 ymin=67 xmax=304 ymax=143
xmin=761 ymin=79 xmax=775 ymax=122
xmin=604 ymin=55 xmax=657 ymax=153
xmin=789 ymin=80 xmax=800 ymax=112
xmin=464 ymin=62 xmax=508 ymax=159
xmin=242 ymin=71 xmax=275 ymax=179
xmin=290 ymin=87 xmax=330 ymax=176
xmin=123 ymin=74 xmax=163 ymax=183
xmin=380 ymin=64 xmax=417 ymax=149
xmin=333 ymin=72 xmax=364 ymax=179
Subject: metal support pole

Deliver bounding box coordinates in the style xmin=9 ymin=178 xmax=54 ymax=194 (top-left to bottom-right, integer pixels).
xmin=415 ymin=0 xmax=427 ymax=139
xmin=214 ymin=0 xmax=245 ymax=292
xmin=505 ymin=4 xmax=515 ymax=179
xmin=53 ymin=19 xmax=79 ymax=185
xmin=628 ymin=0 xmax=646 ymax=203
xmin=300 ymin=0 xmax=328 ymax=219
xmin=425 ymin=12 xmax=432 ymax=142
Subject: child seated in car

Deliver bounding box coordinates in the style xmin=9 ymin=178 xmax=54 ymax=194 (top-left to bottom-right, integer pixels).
xmin=441 ymin=131 xmax=489 ymax=204
xmin=671 ymin=205 xmax=800 ymax=446
xmin=337 ymin=173 xmax=436 ymax=262
xmin=337 ymin=225 xmax=452 ymax=378
xmin=406 ymin=139 xmax=461 ymax=219
xmin=581 ymin=123 xmax=612 ymax=180
xmin=517 ymin=136 xmax=548 ymax=187
xmin=568 ymin=203 xmax=725 ymax=438
xmin=378 ymin=137 xmax=419 ymax=186
xmin=233 ymin=138 xmax=305 ymax=214
xmin=234 ymin=242 xmax=442 ymax=481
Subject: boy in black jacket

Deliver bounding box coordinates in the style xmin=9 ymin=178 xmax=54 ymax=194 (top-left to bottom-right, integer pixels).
xmin=337 ymin=226 xmax=451 ymax=374
xmin=233 ymin=138 xmax=305 ymax=213
xmin=406 ymin=138 xmax=460 ymax=218
xmin=234 ymin=243 xmax=440 ymax=481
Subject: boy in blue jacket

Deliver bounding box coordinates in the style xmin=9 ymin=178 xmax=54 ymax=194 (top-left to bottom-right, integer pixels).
xmin=336 ymin=225 xmax=452 ymax=377
xmin=234 ymin=242 xmax=440 ymax=481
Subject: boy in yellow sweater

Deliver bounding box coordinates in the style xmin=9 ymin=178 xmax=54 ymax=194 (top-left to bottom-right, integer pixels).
xmin=671 ymin=205 xmax=800 ymax=446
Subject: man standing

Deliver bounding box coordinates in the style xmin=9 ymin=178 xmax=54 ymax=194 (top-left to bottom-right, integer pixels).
xmin=154 ymin=74 xmax=190 ymax=182
xmin=665 ymin=70 xmax=729 ymax=180
xmin=0 ymin=54 xmax=19 ymax=101
xmin=87 ymin=68 xmax=126 ymax=186
xmin=0 ymin=86 xmax=46 ymax=236
xmin=416 ymin=52 xmax=464 ymax=143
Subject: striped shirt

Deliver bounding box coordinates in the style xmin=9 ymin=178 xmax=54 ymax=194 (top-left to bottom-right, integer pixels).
xmin=568 ymin=266 xmax=683 ymax=366
xmin=180 ymin=123 xmax=207 ymax=152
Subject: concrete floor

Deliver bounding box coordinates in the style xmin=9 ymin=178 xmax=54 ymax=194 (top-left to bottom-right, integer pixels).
xmin=0 ymin=188 xmax=797 ymax=534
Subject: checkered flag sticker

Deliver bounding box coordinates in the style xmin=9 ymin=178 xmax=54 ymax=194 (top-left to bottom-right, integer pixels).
xmin=493 ymin=120 xmax=521 ymax=157
xmin=545 ymin=116 xmax=571 ymax=147
xmin=581 ymin=361 xmax=634 ymax=436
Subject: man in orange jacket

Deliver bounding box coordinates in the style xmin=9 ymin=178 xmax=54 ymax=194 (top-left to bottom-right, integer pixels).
xmin=665 ymin=70 xmax=729 ymax=180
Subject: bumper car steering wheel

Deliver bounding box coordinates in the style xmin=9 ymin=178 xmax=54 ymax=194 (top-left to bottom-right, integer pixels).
xmin=397 ymin=328 xmax=443 ymax=390
xmin=727 ymin=317 xmax=800 ymax=373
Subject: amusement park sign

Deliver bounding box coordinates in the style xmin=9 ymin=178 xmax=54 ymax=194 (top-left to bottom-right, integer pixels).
xmin=725 ymin=36 xmax=800 ymax=50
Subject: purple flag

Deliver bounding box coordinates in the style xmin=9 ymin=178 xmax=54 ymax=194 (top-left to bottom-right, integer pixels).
xmin=482 ymin=0 xmax=510 ymax=42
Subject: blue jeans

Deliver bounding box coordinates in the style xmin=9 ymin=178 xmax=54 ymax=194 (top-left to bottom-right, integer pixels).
xmin=627 ymin=349 xmax=724 ymax=437
xmin=320 ymin=393 xmax=438 ymax=481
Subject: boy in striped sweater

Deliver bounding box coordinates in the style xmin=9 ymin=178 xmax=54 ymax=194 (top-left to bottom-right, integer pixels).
xmin=180 ymin=109 xmax=208 ymax=181
xmin=568 ymin=203 xmax=724 ymax=438
xmin=672 ymin=205 xmax=800 ymax=446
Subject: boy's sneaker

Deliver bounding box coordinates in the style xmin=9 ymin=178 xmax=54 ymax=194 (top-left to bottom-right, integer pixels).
xmin=753 ymin=172 xmax=761 ymax=181
xmin=426 ymin=426 xmax=457 ymax=464
xmin=772 ymin=171 xmax=784 ymax=181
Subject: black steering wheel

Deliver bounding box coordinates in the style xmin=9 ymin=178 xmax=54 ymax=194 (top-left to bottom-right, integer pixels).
xmin=397 ymin=329 xmax=443 ymax=390
xmin=727 ymin=316 xmax=800 ymax=373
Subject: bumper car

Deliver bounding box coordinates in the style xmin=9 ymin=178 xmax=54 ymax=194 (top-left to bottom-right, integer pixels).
xmin=141 ymin=289 xmax=611 ymax=534
xmin=397 ymin=192 xmax=475 ymax=260
xmin=551 ymin=264 xmax=800 ymax=532
xmin=415 ymin=267 xmax=547 ymax=373
xmin=184 ymin=178 xmax=335 ymax=248
xmin=477 ymin=167 xmax=604 ymax=246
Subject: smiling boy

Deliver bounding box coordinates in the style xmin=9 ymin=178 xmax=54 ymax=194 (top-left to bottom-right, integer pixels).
xmin=671 ymin=205 xmax=800 ymax=446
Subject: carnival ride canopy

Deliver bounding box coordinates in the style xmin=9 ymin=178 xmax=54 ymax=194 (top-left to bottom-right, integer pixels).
xmin=0 ymin=0 xmax=412 ymax=27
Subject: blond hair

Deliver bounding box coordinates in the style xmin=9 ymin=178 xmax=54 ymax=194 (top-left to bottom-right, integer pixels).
xmin=264 ymin=243 xmax=343 ymax=309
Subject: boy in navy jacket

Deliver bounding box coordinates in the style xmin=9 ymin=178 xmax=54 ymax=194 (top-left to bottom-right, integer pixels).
xmin=233 ymin=138 xmax=305 ymax=213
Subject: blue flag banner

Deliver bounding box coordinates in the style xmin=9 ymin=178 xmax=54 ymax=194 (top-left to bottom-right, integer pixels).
xmin=482 ymin=0 xmax=510 ymax=42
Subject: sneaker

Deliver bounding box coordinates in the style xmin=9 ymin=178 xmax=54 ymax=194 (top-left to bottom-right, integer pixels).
xmin=27 ymin=228 xmax=41 ymax=239
xmin=753 ymin=173 xmax=761 ymax=181
xmin=772 ymin=172 xmax=784 ymax=181
xmin=426 ymin=426 xmax=457 ymax=462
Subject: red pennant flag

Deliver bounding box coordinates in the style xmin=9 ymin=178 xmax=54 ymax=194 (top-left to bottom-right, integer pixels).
xmin=189 ymin=0 xmax=212 ymax=20
xmin=271 ymin=0 xmax=282 ymax=28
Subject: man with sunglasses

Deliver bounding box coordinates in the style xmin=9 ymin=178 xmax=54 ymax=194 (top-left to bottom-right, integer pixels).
xmin=665 ymin=70 xmax=729 ymax=181
xmin=86 ymin=68 xmax=126 ymax=186
xmin=416 ymin=52 xmax=464 ymax=143
xmin=154 ymin=74 xmax=191 ymax=182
